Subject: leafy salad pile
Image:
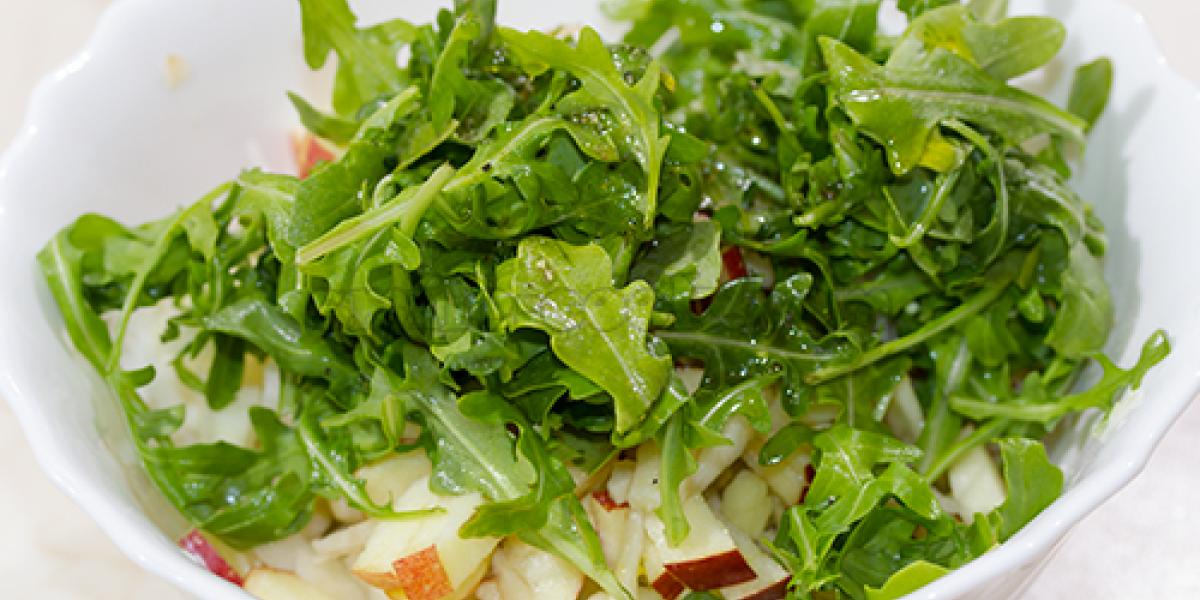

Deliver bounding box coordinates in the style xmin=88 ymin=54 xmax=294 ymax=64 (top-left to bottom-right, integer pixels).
xmin=39 ymin=0 xmax=1168 ymax=597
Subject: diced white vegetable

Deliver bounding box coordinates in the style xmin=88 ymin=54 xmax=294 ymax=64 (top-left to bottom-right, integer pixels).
xmin=719 ymin=528 xmax=790 ymax=600
xmin=885 ymin=376 xmax=924 ymax=444
xmin=491 ymin=538 xmax=583 ymax=600
xmin=313 ymin=521 xmax=376 ymax=561
xmin=244 ymin=568 xmax=339 ymax=600
xmin=253 ymin=535 xmax=370 ymax=600
xmin=741 ymin=436 xmax=812 ymax=506
xmin=947 ymin=443 xmax=1006 ymax=521
xmin=628 ymin=442 xmax=663 ymax=513
xmin=675 ymin=365 xmax=706 ymax=395
xmin=721 ymin=470 xmax=771 ymax=538
xmin=606 ymin=459 xmax=637 ymax=506
xmin=352 ymin=475 xmax=499 ymax=600
xmin=358 ymin=451 xmax=433 ymax=508
xmin=682 ymin=416 xmax=753 ymax=497
xmin=643 ymin=495 xmax=756 ymax=591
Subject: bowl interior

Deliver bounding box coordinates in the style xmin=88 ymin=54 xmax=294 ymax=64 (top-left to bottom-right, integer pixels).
xmin=0 ymin=0 xmax=1197 ymax=599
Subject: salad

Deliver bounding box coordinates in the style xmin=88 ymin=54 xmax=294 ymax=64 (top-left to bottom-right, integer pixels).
xmin=38 ymin=0 xmax=1169 ymax=599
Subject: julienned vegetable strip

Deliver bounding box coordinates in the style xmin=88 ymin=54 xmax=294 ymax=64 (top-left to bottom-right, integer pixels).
xmin=38 ymin=0 xmax=1168 ymax=598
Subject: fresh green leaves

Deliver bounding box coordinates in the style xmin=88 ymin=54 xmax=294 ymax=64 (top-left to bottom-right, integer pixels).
xmin=823 ymin=36 xmax=1084 ymax=174
xmin=296 ymin=0 xmax=413 ymax=115
xmin=951 ymin=329 xmax=1169 ymax=424
xmin=501 ymin=26 xmax=670 ymax=225
xmin=989 ymin=438 xmax=1062 ymax=539
xmin=1069 ymin=58 xmax=1115 ymax=130
xmin=39 ymin=1 xmax=1168 ymax=597
xmin=496 ymin=237 xmax=671 ymax=436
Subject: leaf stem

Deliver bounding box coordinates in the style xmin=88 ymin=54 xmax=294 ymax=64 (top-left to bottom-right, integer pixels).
xmin=296 ymin=162 xmax=455 ymax=265
xmin=921 ymin=419 xmax=1009 ymax=482
xmin=806 ymin=271 xmax=1015 ymax=385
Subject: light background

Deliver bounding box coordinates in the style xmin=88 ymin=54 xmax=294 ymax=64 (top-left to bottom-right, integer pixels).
xmin=0 ymin=1 xmax=1197 ymax=598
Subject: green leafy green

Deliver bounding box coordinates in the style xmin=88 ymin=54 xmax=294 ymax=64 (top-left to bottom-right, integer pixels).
xmin=496 ymin=237 xmax=671 ymax=436
xmin=37 ymin=1 xmax=1168 ymax=598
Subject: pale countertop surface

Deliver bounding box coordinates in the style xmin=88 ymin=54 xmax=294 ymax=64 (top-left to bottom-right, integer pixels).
xmin=1 ymin=1 xmax=1198 ymax=599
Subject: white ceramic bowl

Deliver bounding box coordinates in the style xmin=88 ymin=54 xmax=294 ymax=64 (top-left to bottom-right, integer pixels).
xmin=1 ymin=1 xmax=1197 ymax=598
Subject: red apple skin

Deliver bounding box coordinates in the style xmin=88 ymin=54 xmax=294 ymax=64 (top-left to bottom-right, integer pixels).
xmin=798 ymin=463 xmax=817 ymax=504
xmin=291 ymin=131 xmax=337 ymax=179
xmin=179 ymin=530 xmax=244 ymax=586
xmin=393 ymin=544 xmax=454 ymax=600
xmin=738 ymin=578 xmax=791 ymax=600
xmin=591 ymin=489 xmax=630 ymax=511
xmin=721 ymin=247 xmax=748 ymax=281
xmin=651 ymin=571 xmax=686 ymax=600
xmin=664 ymin=548 xmax=757 ymax=591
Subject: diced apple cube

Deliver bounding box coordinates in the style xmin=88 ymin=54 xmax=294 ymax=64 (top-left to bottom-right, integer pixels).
xmin=179 ymin=529 xmax=247 ymax=586
xmin=352 ymin=475 xmax=499 ymax=600
xmin=291 ymin=129 xmax=340 ymax=179
xmin=627 ymin=442 xmax=663 ymax=513
xmin=605 ymin=459 xmax=637 ymax=507
xmin=885 ymin=376 xmax=924 ymax=444
xmin=644 ymin=495 xmax=756 ymax=591
xmin=682 ymin=416 xmax=753 ymax=496
xmin=357 ymin=451 xmax=433 ymax=507
xmin=719 ymin=529 xmax=790 ymax=600
xmin=741 ymin=436 xmax=812 ymax=506
xmin=245 ymin=568 xmax=338 ymax=600
xmin=585 ymin=494 xmax=643 ymax=595
xmin=948 ymin=442 xmax=1006 ymax=521
xmin=721 ymin=470 xmax=771 ymax=538
xmin=385 ymin=561 xmax=487 ymax=600
xmin=642 ymin=534 xmax=685 ymax=600
xmin=491 ymin=538 xmax=583 ymax=600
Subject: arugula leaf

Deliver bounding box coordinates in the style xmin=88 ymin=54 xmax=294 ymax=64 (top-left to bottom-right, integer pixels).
xmin=988 ymin=438 xmax=1062 ymax=539
xmin=1068 ymin=57 xmax=1114 ymax=131
xmin=1045 ymin=241 xmax=1113 ymax=358
xmin=821 ymin=36 xmax=1085 ymax=174
xmin=629 ymin=221 xmax=722 ymax=301
xmin=296 ymin=0 xmax=413 ymax=115
xmin=865 ymin=561 xmax=950 ymax=600
xmin=500 ymin=27 xmax=669 ymax=226
xmin=393 ymin=346 xmax=631 ymax=599
xmin=496 ymin=237 xmax=671 ymax=436
xmin=288 ymin=91 xmax=359 ymax=144
xmin=289 ymin=86 xmax=424 ymax=245
xmin=951 ymin=330 xmax=1169 ymax=423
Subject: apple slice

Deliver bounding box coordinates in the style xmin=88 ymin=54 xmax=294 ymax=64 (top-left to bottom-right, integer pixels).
xmin=719 ymin=528 xmax=790 ymax=600
xmin=491 ymin=538 xmax=583 ymax=599
xmin=947 ymin=440 xmax=1006 ymax=520
xmin=885 ymin=376 xmax=924 ymax=444
xmin=642 ymin=534 xmax=685 ymax=600
xmin=721 ymin=470 xmax=771 ymax=538
xmin=585 ymin=493 xmax=643 ymax=595
xmin=603 ymin=459 xmax=637 ymax=507
xmin=290 ymin=129 xmax=340 ymax=179
xmin=627 ymin=442 xmax=663 ymax=513
xmin=385 ymin=561 xmax=488 ymax=600
xmin=644 ymin=495 xmax=756 ymax=591
xmin=357 ymin=451 xmax=433 ymax=507
xmin=352 ymin=475 xmax=500 ymax=600
xmin=179 ymin=529 xmax=246 ymax=586
xmin=682 ymin=416 xmax=753 ymax=497
xmin=244 ymin=568 xmax=337 ymax=600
